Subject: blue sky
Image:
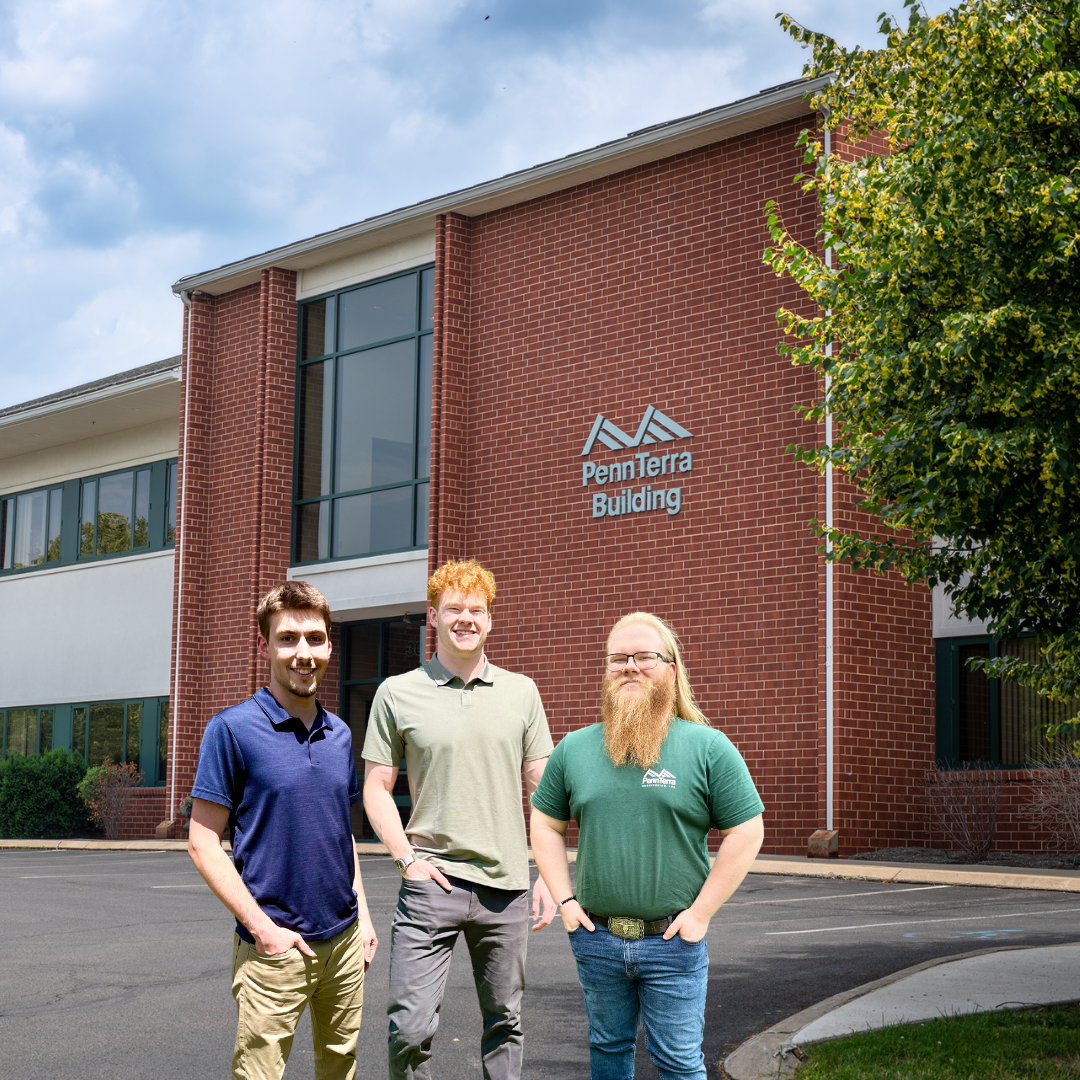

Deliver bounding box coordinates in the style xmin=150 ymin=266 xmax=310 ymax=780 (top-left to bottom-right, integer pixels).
xmin=0 ymin=0 xmax=951 ymax=409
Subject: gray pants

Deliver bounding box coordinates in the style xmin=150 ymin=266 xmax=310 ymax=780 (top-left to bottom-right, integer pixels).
xmin=387 ymin=875 xmax=529 ymax=1080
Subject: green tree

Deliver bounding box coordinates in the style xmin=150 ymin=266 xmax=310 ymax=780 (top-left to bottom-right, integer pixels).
xmin=765 ymin=0 xmax=1080 ymax=721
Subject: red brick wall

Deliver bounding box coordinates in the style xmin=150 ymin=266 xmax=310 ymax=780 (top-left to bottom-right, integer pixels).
xmin=426 ymin=116 xmax=947 ymax=856
xmin=153 ymin=268 xmax=299 ymax=834
xmin=118 ymin=787 xmax=169 ymax=840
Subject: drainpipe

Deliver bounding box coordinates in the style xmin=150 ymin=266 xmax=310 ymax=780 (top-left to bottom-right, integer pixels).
xmin=170 ymin=288 xmax=194 ymax=819
xmin=823 ymin=123 xmax=835 ymax=833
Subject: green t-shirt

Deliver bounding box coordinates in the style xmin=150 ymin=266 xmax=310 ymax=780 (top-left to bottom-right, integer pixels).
xmin=531 ymin=719 xmax=763 ymax=920
xmin=363 ymin=655 xmax=553 ymax=891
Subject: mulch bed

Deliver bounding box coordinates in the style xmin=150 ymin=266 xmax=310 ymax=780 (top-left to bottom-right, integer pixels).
xmin=848 ymin=846 xmax=1080 ymax=870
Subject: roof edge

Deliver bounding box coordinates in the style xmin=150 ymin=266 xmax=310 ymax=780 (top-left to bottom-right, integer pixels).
xmin=0 ymin=359 xmax=182 ymax=428
xmin=173 ymin=76 xmax=827 ymax=297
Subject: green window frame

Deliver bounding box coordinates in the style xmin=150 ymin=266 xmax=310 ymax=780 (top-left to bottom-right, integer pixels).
xmin=341 ymin=616 xmax=427 ymax=839
xmin=293 ymin=265 xmax=434 ymax=565
xmin=935 ymin=636 xmax=1080 ymax=767
xmin=1 ymin=698 xmax=169 ymax=786
xmin=0 ymin=458 xmax=178 ymax=576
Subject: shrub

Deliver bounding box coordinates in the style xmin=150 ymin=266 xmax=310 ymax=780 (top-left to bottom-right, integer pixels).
xmin=926 ymin=762 xmax=1003 ymax=862
xmin=0 ymin=749 xmax=89 ymax=839
xmin=1026 ymin=741 xmax=1080 ymax=852
xmin=77 ymin=758 xmax=142 ymax=840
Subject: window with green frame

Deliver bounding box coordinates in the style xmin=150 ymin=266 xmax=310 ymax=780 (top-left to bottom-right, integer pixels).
xmin=293 ymin=266 xmax=434 ymax=564
xmin=341 ymin=616 xmax=426 ymax=839
xmin=0 ymin=459 xmax=177 ymax=574
xmin=935 ymin=636 xmax=1080 ymax=766
xmin=1 ymin=698 xmax=169 ymax=786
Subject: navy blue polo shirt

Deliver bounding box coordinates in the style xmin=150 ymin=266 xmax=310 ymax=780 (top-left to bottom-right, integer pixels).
xmin=191 ymin=687 xmax=360 ymax=943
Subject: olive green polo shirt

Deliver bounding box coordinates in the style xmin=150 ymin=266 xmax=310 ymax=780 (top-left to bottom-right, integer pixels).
xmin=362 ymin=654 xmax=554 ymax=891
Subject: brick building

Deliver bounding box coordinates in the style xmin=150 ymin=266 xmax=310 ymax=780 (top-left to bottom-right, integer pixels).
xmin=2 ymin=78 xmax=1052 ymax=849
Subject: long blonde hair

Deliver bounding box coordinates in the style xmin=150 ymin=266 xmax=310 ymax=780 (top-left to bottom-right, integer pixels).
xmin=607 ymin=612 xmax=709 ymax=726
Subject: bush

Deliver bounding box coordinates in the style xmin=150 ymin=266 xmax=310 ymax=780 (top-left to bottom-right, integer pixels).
xmin=77 ymin=759 xmax=142 ymax=840
xmin=926 ymin=762 xmax=1003 ymax=862
xmin=1026 ymin=741 xmax=1080 ymax=853
xmin=0 ymin=749 xmax=89 ymax=839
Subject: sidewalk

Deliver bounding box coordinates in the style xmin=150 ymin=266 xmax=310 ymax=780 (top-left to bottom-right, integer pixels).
xmin=748 ymin=853 xmax=1080 ymax=894
xmin=725 ymin=942 xmax=1080 ymax=1079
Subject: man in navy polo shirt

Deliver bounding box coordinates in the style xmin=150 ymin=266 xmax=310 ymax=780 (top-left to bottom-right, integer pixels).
xmin=189 ymin=580 xmax=377 ymax=1080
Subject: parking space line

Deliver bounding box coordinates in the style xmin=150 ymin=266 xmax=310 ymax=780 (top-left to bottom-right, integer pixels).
xmin=151 ymin=884 xmax=209 ymax=889
xmin=764 ymin=904 xmax=1080 ymax=935
xmin=20 ymin=871 xmax=202 ymax=879
xmin=735 ymin=885 xmax=951 ymax=906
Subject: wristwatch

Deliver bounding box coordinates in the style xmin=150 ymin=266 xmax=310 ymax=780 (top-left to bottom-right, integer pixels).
xmin=394 ymin=853 xmax=417 ymax=876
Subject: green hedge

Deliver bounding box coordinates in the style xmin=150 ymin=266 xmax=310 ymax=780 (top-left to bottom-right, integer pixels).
xmin=0 ymin=749 xmax=89 ymax=839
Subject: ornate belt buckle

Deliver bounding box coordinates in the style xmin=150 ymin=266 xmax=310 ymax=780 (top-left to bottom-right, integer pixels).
xmin=608 ymin=917 xmax=645 ymax=940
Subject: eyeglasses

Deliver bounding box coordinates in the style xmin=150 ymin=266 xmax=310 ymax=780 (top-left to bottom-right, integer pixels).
xmin=604 ymin=652 xmax=673 ymax=671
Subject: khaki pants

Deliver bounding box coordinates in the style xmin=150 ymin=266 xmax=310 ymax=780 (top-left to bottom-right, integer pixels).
xmin=231 ymin=919 xmax=365 ymax=1080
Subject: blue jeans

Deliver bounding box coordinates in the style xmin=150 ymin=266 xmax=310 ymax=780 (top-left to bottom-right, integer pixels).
xmin=568 ymin=924 xmax=708 ymax=1080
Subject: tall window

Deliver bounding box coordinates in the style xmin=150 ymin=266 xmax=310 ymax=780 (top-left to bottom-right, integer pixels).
xmin=936 ymin=637 xmax=1080 ymax=766
xmin=341 ymin=617 xmax=426 ymax=838
xmin=294 ymin=266 xmax=434 ymax=564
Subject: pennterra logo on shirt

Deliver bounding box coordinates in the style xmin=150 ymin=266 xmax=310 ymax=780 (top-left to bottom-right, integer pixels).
xmin=642 ymin=768 xmax=676 ymax=789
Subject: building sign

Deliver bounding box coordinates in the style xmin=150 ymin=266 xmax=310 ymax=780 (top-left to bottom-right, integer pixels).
xmin=579 ymin=406 xmax=693 ymax=519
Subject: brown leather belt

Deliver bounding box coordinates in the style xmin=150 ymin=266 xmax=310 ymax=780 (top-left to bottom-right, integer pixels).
xmin=586 ymin=910 xmax=673 ymax=940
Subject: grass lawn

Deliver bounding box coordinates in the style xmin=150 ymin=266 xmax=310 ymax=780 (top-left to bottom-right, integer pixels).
xmin=796 ymin=1005 xmax=1080 ymax=1079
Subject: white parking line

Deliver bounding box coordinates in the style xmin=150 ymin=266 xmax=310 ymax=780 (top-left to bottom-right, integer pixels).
xmin=765 ymin=904 xmax=1080 ymax=935
xmin=20 ymin=871 xmax=201 ymax=879
xmin=151 ymin=884 xmax=209 ymax=889
xmin=736 ymin=885 xmax=952 ymax=906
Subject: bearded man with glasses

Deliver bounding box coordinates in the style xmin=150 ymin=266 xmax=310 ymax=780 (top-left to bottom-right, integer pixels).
xmin=530 ymin=612 xmax=763 ymax=1080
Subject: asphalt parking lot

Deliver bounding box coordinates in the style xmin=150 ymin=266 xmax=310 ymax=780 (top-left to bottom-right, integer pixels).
xmin=2 ymin=849 xmax=1079 ymax=1079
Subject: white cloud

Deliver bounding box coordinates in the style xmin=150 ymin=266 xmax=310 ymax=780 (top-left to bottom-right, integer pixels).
xmin=0 ymin=0 xmax=956 ymax=409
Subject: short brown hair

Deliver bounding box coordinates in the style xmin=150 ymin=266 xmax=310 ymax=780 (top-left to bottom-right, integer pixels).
xmin=427 ymin=559 xmax=496 ymax=610
xmin=257 ymin=581 xmax=332 ymax=641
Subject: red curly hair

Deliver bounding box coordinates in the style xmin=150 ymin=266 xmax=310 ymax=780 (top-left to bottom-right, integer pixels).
xmin=427 ymin=559 xmax=497 ymax=610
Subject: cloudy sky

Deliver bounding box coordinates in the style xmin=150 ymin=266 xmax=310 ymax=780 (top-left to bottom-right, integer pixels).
xmin=0 ymin=0 xmax=951 ymax=410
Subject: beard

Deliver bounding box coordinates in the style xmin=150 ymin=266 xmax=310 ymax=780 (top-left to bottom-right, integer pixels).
xmin=602 ymin=674 xmax=677 ymax=769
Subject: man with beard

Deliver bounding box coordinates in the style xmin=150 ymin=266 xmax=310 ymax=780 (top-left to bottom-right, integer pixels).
xmin=362 ymin=559 xmax=556 ymax=1080
xmin=530 ymin=612 xmax=764 ymax=1080
xmin=189 ymin=581 xmax=377 ymax=1080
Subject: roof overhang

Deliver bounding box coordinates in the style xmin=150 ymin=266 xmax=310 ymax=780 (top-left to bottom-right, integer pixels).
xmin=0 ymin=364 xmax=182 ymax=461
xmin=173 ymin=77 xmax=827 ymax=298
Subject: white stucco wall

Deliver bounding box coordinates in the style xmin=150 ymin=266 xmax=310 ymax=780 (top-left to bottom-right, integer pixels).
xmin=0 ymin=550 xmax=174 ymax=707
xmin=289 ymin=549 xmax=428 ymax=622
xmin=932 ymin=582 xmax=992 ymax=638
xmin=296 ymin=233 xmax=436 ymax=300
xmin=0 ymin=418 xmax=179 ymax=495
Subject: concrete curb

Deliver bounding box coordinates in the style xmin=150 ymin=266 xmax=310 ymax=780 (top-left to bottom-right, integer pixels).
xmin=723 ymin=941 xmax=1080 ymax=1080
xmin=749 ymin=855 xmax=1080 ymax=894
xmin=0 ymin=839 xmax=394 ymax=855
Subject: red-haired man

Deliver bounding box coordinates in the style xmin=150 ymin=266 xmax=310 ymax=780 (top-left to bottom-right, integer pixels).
xmin=363 ymin=559 xmax=555 ymax=1080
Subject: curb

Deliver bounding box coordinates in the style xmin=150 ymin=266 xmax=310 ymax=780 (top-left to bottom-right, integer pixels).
xmin=748 ymin=855 xmax=1080 ymax=894
xmin=0 ymin=839 xmax=394 ymax=855
xmin=723 ymin=941 xmax=1080 ymax=1080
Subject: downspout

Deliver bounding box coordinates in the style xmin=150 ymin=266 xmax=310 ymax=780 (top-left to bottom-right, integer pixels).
xmin=823 ymin=122 xmax=835 ymax=832
xmin=250 ymin=270 xmax=270 ymax=695
xmin=171 ymin=289 xmax=194 ymax=818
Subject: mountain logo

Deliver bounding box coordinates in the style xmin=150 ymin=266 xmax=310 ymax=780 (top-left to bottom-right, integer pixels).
xmin=581 ymin=406 xmax=693 ymax=456
xmin=642 ymin=767 xmax=677 ymax=789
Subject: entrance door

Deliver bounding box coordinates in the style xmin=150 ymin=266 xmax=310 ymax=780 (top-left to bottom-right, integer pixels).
xmin=343 ymin=616 xmax=426 ymax=839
